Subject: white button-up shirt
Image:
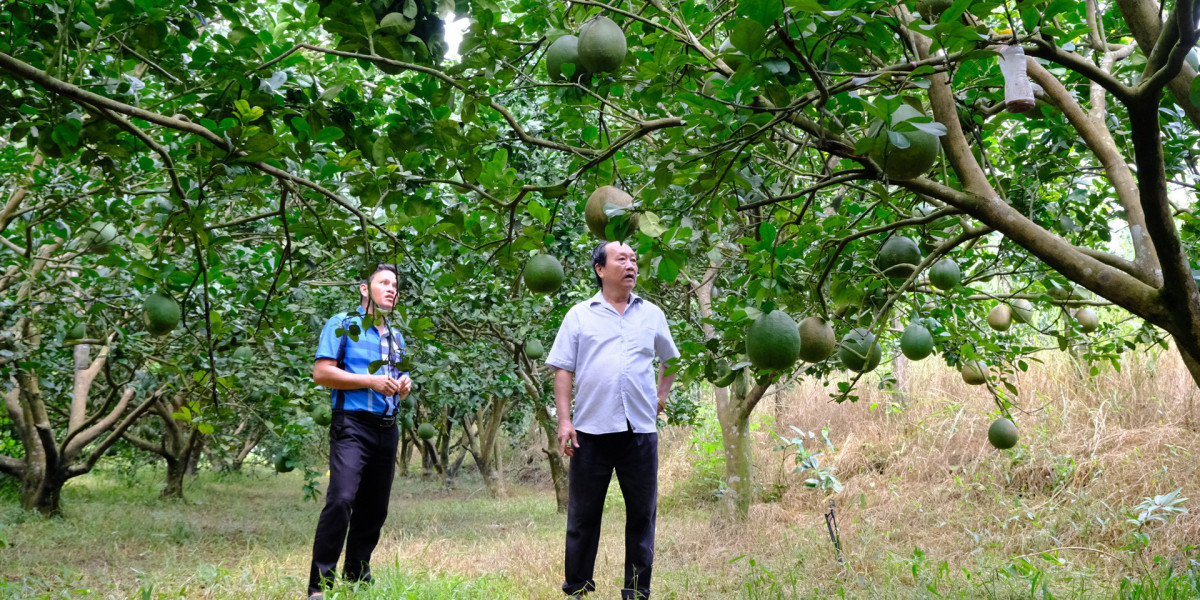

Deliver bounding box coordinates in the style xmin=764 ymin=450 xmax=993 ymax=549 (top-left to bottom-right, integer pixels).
xmin=545 ymin=291 xmax=680 ymax=434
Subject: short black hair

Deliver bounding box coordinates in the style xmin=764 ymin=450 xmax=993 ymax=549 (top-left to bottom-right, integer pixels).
xmin=360 ymin=263 xmax=398 ymax=300
xmin=591 ymin=242 xmax=608 ymax=289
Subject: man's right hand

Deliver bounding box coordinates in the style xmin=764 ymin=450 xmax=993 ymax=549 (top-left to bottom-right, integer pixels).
xmin=557 ymin=421 xmax=579 ymax=457
xmin=367 ymin=375 xmax=401 ymax=396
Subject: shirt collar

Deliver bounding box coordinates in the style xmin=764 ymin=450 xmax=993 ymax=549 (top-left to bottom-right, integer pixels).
xmin=588 ymin=290 xmax=643 ymax=313
xmin=353 ymin=306 xmax=395 ymax=336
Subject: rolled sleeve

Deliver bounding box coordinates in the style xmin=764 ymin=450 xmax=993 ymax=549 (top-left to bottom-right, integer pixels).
xmin=544 ymin=310 xmax=579 ymax=372
xmin=315 ymin=315 xmax=344 ymax=360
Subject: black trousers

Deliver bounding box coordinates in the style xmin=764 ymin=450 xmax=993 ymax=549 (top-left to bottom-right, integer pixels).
xmin=563 ymin=430 xmax=658 ymax=599
xmin=308 ymin=410 xmax=399 ymax=595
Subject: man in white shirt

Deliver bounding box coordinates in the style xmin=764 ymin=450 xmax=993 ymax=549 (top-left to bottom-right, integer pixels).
xmin=545 ymin=241 xmax=679 ymax=599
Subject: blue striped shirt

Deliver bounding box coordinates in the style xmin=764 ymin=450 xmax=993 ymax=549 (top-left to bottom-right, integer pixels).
xmin=315 ymin=308 xmax=406 ymax=415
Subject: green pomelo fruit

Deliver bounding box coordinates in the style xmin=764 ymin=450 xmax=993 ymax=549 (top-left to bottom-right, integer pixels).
xmin=702 ymin=73 xmax=728 ymax=96
xmin=876 ymin=236 xmax=922 ymax=280
xmin=80 ymin=221 xmax=118 ymax=253
xmin=417 ymin=422 xmax=437 ymax=440
xmin=312 ymin=405 xmax=332 ymax=427
xmin=525 ymin=339 xmax=545 ymax=359
xmin=524 ymin=254 xmax=565 ymax=294
xmin=577 ymin=16 xmax=627 ymax=74
xmin=546 ymin=35 xmax=584 ymax=82
xmin=233 ymin=345 xmax=253 ymax=361
xmin=839 ymin=328 xmax=883 ymax=373
xmin=928 ymin=259 xmax=961 ymax=290
xmin=65 ymin=322 xmax=87 ymax=341
xmin=585 ymin=185 xmax=636 ymax=239
xmin=711 ymin=359 xmax=736 ymax=387
xmin=143 ymin=293 xmax=181 ymax=336
xmin=274 ymin=453 xmax=294 ymax=473
xmin=870 ymin=104 xmax=940 ymax=181
xmin=1011 ymin=299 xmax=1035 ymax=325
xmin=745 ymin=310 xmax=802 ymax=371
xmin=400 ymin=395 xmax=416 ymax=411
xmin=961 ymin=360 xmax=988 ymax=385
xmin=987 ymin=417 xmax=1019 ymax=450
xmin=899 ymin=323 xmax=934 ymax=360
xmin=1075 ymin=307 xmax=1099 ymax=333
xmin=987 ymin=304 xmax=1012 ymax=332
xmin=797 ymin=316 xmax=836 ymax=363
xmin=402 ymin=414 xmax=415 ymax=429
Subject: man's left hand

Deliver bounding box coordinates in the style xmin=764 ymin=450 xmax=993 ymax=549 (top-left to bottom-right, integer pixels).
xmin=396 ymin=374 xmax=413 ymax=399
xmin=657 ymin=397 xmax=666 ymax=415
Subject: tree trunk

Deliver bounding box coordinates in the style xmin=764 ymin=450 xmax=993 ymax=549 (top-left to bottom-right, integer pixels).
xmin=162 ymin=456 xmax=187 ymax=499
xmin=715 ymin=384 xmax=753 ymax=519
xmin=890 ymin=315 xmax=910 ymax=405
xmin=24 ymin=468 xmax=65 ymax=517
xmin=4 ymin=361 xmax=150 ymax=517
xmin=186 ymin=440 xmax=201 ymax=477
xmin=463 ymin=412 xmax=506 ymax=499
xmin=228 ymin=427 xmax=263 ymax=472
xmin=536 ymin=402 xmax=569 ymax=513
xmin=397 ymin=428 xmax=413 ymax=477
xmin=160 ymin=428 xmax=200 ymax=500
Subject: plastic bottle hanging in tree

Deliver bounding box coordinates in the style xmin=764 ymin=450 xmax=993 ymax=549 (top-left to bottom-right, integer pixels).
xmin=997 ymin=45 xmax=1035 ymax=113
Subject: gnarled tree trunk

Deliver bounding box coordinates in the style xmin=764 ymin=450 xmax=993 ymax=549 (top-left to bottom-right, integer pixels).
xmin=462 ymin=395 xmax=508 ymax=499
xmin=122 ymin=391 xmax=204 ymax=500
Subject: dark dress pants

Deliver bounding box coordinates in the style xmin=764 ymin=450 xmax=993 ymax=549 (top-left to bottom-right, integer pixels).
xmin=563 ymin=429 xmax=659 ymax=599
xmin=308 ymin=410 xmax=399 ymax=595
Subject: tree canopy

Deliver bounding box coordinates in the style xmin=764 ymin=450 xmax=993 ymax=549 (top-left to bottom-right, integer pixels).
xmin=3 ymin=0 xmax=1200 ymax=516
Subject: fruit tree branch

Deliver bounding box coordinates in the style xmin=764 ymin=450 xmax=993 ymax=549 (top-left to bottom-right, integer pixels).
xmin=567 ymin=0 xmax=691 ymax=43
xmin=1115 ymin=0 xmax=1200 ymax=130
xmin=272 ymin=44 xmax=600 ymax=158
xmin=1026 ymin=60 xmax=1160 ymax=283
xmin=70 ymin=388 xmax=159 ymax=477
xmin=0 ymin=51 xmax=401 ymax=246
xmin=1136 ymin=0 xmax=1200 ymax=97
xmin=80 ymin=103 xmax=185 ymax=199
xmin=1024 ymin=41 xmax=1134 ymax=104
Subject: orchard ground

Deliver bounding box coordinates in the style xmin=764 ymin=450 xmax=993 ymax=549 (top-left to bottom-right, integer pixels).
xmin=3 ymin=349 xmax=1199 ymax=599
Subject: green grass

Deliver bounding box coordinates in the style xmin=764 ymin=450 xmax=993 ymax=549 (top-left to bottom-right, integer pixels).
xmin=4 ymin=344 xmax=1200 ymax=600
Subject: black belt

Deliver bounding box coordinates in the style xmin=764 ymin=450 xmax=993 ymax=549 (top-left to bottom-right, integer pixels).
xmin=336 ymin=409 xmax=396 ymax=428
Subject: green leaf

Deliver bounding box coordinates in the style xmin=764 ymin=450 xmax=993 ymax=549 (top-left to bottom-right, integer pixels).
xmin=315 ymin=126 xmax=345 ymax=144
xmin=319 ymin=82 xmax=346 ymax=101
xmin=658 ymin=257 xmax=679 ymax=282
xmin=730 ymin=19 xmax=765 ymax=56
xmin=638 ymin=211 xmax=667 ymax=237
xmin=379 ymin=12 xmax=416 ymax=35
xmin=527 ymin=200 xmax=550 ymax=223
xmin=940 ymin=0 xmax=974 ymax=23
xmin=244 ymin=132 xmax=278 ymax=152
xmin=887 ymin=130 xmax=912 ymax=149
xmin=368 ymin=359 xmax=387 ymax=374
xmin=290 ymin=116 xmax=312 ymax=140
xmin=739 ymin=0 xmax=784 ymax=28
xmin=786 ymin=0 xmax=827 ymax=12
xmin=197 ymin=423 xmax=214 ymax=434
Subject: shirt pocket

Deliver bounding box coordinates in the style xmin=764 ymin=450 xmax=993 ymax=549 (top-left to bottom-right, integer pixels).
xmin=631 ymin=325 xmax=657 ymax=357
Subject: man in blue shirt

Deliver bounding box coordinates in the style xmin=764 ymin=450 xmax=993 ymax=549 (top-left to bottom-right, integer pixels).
xmin=545 ymin=241 xmax=680 ymax=600
xmin=307 ymin=264 xmax=412 ymax=600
